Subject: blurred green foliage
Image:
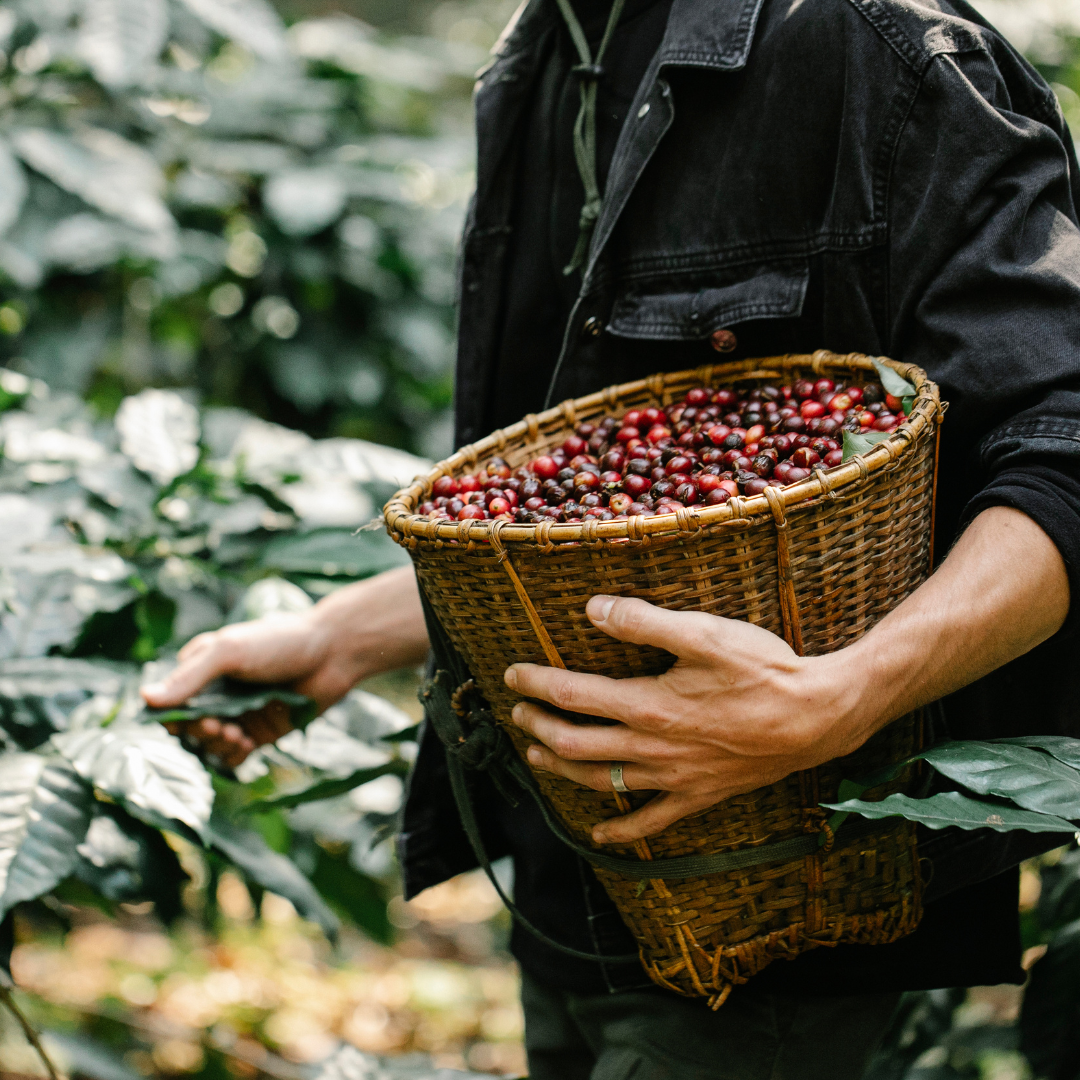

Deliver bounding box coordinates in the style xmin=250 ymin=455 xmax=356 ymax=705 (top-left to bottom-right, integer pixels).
xmin=0 ymin=0 xmax=483 ymax=457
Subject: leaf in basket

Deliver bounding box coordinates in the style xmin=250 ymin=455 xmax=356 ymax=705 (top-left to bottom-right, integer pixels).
xmin=821 ymin=791 xmax=1075 ymax=832
xmin=841 ymin=429 xmax=891 ymax=462
xmin=245 ymin=760 xmax=409 ymax=811
xmin=144 ymin=679 xmax=318 ymax=731
xmin=920 ymin=741 xmax=1080 ymax=819
xmin=902 ymin=395 xmax=915 ymax=417
xmin=871 ymin=357 xmax=917 ymax=398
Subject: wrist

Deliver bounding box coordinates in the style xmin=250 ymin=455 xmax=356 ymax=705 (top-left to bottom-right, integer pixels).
xmin=799 ymin=646 xmax=886 ymax=762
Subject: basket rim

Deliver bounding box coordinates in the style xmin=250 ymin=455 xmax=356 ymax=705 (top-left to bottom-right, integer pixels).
xmin=384 ymin=349 xmax=943 ymax=548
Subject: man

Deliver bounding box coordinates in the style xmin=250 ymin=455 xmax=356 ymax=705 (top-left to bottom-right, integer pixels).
xmin=145 ymin=0 xmax=1080 ymax=1075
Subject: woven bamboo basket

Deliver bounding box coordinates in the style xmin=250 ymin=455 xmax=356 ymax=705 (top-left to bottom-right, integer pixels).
xmin=385 ymin=350 xmax=943 ymax=1005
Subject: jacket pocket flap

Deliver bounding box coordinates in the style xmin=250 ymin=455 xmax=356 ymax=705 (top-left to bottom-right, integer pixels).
xmin=608 ymin=260 xmax=809 ymax=340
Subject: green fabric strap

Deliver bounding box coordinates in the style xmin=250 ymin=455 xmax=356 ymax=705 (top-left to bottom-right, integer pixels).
xmin=552 ymin=0 xmax=627 ymax=275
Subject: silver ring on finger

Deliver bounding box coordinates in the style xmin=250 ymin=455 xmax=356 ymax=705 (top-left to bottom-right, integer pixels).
xmin=610 ymin=764 xmax=630 ymax=793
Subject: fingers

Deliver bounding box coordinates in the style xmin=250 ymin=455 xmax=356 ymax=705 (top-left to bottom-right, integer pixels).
xmin=142 ymin=631 xmax=232 ymax=708
xmin=176 ymin=716 xmax=256 ymax=768
xmin=585 ymin=595 xmax=722 ymax=658
xmin=592 ymin=790 xmax=723 ymax=844
xmin=525 ymin=741 xmax=657 ymax=793
xmin=504 ymin=664 xmax=662 ymax=726
xmin=512 ymin=701 xmax=637 ymax=761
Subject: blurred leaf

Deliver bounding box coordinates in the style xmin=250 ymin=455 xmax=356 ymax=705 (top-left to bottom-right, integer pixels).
xmin=248 ymin=761 xmax=407 ymax=810
xmin=1020 ymin=919 xmax=1080 ymax=1080
xmin=841 ymin=429 xmax=891 ymax=462
xmin=145 ymin=678 xmax=317 ymax=730
xmin=78 ymin=0 xmax=169 ymax=88
xmin=73 ymin=802 xmax=187 ymax=922
xmin=0 ymin=657 xmax=133 ymax=748
xmin=381 ymin=722 xmax=420 ymax=743
xmin=1039 ymin=846 xmax=1080 ymax=931
xmin=0 ymin=138 xmax=27 ymax=237
xmin=259 ymin=528 xmax=409 ymax=578
xmin=822 ymin=791 xmax=1076 ymax=832
xmin=309 ymin=844 xmax=391 ymax=944
xmin=178 ymin=0 xmax=289 ymax=61
xmin=115 ymin=389 xmax=200 ymax=485
xmin=871 ymin=357 xmax=917 ymax=397
xmin=55 ymin=722 xmax=214 ymax=840
xmin=68 ymin=591 xmax=176 ymax=663
xmin=0 ymin=753 xmax=93 ymax=919
xmin=41 ymin=1030 xmax=143 ymax=1080
xmin=206 ymin=811 xmax=339 ymax=940
xmin=264 ymin=168 xmax=346 ymax=237
xmin=11 ymin=127 xmax=174 ymax=235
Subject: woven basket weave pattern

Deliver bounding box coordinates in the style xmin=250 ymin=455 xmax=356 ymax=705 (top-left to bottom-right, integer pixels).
xmin=386 ymin=351 xmax=940 ymax=1004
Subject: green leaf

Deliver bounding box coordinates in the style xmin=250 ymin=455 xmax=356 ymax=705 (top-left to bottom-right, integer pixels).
xmin=997 ymin=736 xmax=1080 ymax=771
xmin=871 ymin=357 xmax=917 ymax=398
xmin=381 ymin=722 xmax=421 ymax=743
xmin=0 ymin=658 xmax=134 ymax=749
xmin=821 ymin=791 xmax=1076 ymax=832
xmin=55 ymin=722 xmax=214 ymax=841
xmin=144 ymin=678 xmax=318 ymax=731
xmin=72 ymin=803 xmax=188 ymax=924
xmin=920 ymin=741 xmax=1080 ymax=819
xmin=840 ymin=429 xmax=891 ymax=462
xmin=309 ymin=845 xmax=392 ymax=944
xmin=0 ymin=753 xmax=93 ymax=919
xmin=259 ymin=528 xmax=409 ymax=579
xmin=247 ymin=761 xmax=408 ymax=811
xmin=205 ymin=812 xmax=339 ymax=941
xmin=902 ymin=395 xmax=914 ymax=417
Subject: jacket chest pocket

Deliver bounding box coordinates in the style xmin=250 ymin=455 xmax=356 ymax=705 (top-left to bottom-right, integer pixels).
xmin=606 ymin=259 xmax=809 ymax=341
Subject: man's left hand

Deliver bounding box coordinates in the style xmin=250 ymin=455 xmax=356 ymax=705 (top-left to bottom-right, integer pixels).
xmin=504 ymin=594 xmax=865 ymax=845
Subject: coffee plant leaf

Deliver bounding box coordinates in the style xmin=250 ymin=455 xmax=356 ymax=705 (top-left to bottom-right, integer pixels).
xmin=177 ymin=0 xmax=289 ymax=61
xmin=114 ymin=389 xmax=200 ymax=486
xmin=0 ymin=753 xmax=93 ymax=919
xmin=55 ymin=722 xmax=214 ymax=840
xmin=77 ymin=0 xmax=169 ymax=88
xmin=308 ymin=845 xmax=391 ymax=945
xmin=821 ymin=790 xmax=1076 ymax=832
xmin=996 ymin=735 xmax=1080 ymax=772
xmin=0 ymin=657 xmax=134 ymax=736
xmin=921 ymin=740 xmax=1080 ymax=819
xmin=0 ymin=138 xmax=27 ymax=237
xmin=11 ymin=127 xmax=173 ymax=235
xmin=247 ymin=761 xmax=409 ymax=811
xmin=871 ymin=357 xmax=917 ymax=398
xmin=841 ymin=429 xmax=891 ymax=462
xmin=1019 ymin=918 xmax=1080 ymax=1078
xmin=73 ymin=803 xmax=187 ymax=923
xmin=206 ymin=811 xmax=339 ymax=940
xmin=145 ymin=679 xmax=318 ymax=731
xmin=258 ymin=528 xmax=409 ymax=579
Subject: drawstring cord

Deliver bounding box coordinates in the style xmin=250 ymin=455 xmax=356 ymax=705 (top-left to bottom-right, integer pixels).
xmin=552 ymin=0 xmax=627 ymax=274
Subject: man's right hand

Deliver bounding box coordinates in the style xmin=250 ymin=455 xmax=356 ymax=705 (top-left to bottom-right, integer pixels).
xmin=141 ymin=565 xmax=430 ymax=766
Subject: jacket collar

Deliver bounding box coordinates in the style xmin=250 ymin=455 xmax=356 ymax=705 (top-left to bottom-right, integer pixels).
xmin=656 ymin=0 xmax=766 ymax=71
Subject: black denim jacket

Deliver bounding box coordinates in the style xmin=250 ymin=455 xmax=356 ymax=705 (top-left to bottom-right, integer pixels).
xmin=399 ymin=0 xmax=1080 ymax=991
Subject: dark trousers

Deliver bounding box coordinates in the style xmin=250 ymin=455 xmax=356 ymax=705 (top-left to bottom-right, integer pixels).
xmin=521 ymin=971 xmax=901 ymax=1080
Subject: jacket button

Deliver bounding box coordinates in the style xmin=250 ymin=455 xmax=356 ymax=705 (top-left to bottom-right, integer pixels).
xmin=710 ymin=329 xmax=737 ymax=353
xmin=582 ymin=316 xmax=604 ymax=338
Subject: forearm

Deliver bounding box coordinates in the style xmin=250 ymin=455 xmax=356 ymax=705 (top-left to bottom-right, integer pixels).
xmin=834 ymin=505 xmax=1070 ymax=751
xmin=313 ymin=564 xmax=430 ymax=682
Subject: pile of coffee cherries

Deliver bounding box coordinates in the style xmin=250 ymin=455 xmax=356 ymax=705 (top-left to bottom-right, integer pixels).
xmin=419 ymin=376 xmax=904 ymax=524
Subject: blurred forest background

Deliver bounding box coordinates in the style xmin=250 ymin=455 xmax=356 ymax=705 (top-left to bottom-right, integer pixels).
xmin=0 ymin=0 xmax=1079 ymax=1078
